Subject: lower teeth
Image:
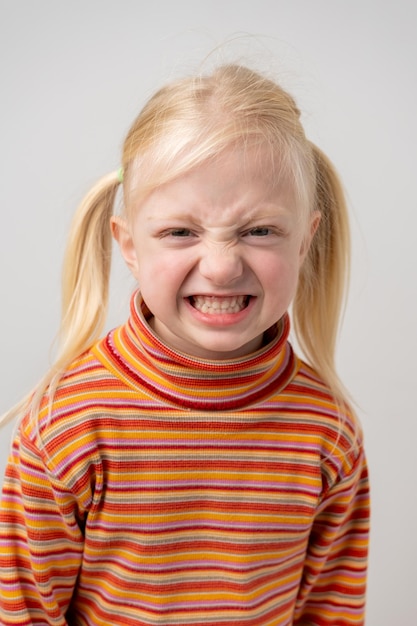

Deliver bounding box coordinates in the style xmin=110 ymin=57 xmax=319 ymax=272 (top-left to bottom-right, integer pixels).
xmin=200 ymin=304 xmax=241 ymax=314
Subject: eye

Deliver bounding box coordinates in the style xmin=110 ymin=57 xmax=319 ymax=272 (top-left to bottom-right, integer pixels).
xmin=168 ymin=228 xmax=192 ymax=237
xmin=247 ymin=226 xmax=272 ymax=237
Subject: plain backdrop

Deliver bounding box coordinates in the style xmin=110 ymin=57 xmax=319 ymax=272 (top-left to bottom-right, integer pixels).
xmin=1 ymin=1 xmax=416 ymax=623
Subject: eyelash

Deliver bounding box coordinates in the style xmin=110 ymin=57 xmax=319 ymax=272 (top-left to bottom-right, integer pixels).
xmin=245 ymin=227 xmax=272 ymax=237
xmin=168 ymin=228 xmax=192 ymax=237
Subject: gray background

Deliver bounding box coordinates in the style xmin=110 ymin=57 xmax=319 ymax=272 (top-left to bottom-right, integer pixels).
xmin=1 ymin=1 xmax=416 ymax=623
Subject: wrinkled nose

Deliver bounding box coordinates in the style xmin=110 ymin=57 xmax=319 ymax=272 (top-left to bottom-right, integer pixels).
xmin=199 ymin=245 xmax=243 ymax=286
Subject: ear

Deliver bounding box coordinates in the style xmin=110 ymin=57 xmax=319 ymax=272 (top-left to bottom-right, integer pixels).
xmin=299 ymin=210 xmax=321 ymax=263
xmin=110 ymin=216 xmax=140 ymax=280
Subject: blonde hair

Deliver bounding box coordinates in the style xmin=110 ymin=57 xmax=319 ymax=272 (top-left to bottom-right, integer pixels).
xmin=1 ymin=64 xmax=352 ymax=428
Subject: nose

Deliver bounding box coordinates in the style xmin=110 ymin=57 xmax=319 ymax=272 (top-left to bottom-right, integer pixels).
xmin=199 ymin=244 xmax=243 ymax=286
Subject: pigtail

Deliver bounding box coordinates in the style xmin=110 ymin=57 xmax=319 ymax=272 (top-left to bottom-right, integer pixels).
xmin=59 ymin=171 xmax=119 ymax=363
xmin=0 ymin=172 xmax=120 ymax=428
xmin=293 ymin=144 xmax=351 ymax=408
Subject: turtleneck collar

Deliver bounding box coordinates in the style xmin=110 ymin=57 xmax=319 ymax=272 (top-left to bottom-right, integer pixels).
xmin=94 ymin=292 xmax=298 ymax=411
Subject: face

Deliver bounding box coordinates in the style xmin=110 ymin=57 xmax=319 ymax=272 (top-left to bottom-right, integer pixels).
xmin=113 ymin=146 xmax=319 ymax=360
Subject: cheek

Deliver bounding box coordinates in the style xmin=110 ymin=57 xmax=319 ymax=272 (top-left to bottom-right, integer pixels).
xmin=257 ymin=252 xmax=302 ymax=300
xmin=256 ymin=247 xmax=301 ymax=278
xmin=136 ymin=249 xmax=190 ymax=291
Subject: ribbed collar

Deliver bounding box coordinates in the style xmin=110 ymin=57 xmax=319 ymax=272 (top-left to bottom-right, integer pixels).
xmin=94 ymin=292 xmax=298 ymax=411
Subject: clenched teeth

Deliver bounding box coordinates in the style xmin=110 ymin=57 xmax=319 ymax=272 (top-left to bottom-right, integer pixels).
xmin=191 ymin=295 xmax=249 ymax=314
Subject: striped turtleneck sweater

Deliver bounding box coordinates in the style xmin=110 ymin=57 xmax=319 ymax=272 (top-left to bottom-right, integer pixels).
xmin=0 ymin=293 xmax=369 ymax=625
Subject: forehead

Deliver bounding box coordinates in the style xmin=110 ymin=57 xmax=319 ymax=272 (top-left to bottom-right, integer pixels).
xmin=135 ymin=144 xmax=300 ymax=222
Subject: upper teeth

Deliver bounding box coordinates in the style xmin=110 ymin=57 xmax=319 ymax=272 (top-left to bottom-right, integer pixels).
xmin=192 ymin=295 xmax=247 ymax=314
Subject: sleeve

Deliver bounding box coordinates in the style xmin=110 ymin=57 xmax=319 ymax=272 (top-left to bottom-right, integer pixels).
xmin=0 ymin=426 xmax=92 ymax=625
xmin=293 ymin=446 xmax=370 ymax=625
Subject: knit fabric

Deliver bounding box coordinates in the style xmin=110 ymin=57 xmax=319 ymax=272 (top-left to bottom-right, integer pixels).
xmin=0 ymin=293 xmax=369 ymax=625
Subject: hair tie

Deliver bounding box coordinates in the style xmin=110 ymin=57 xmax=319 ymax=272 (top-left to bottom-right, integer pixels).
xmin=117 ymin=167 xmax=124 ymax=184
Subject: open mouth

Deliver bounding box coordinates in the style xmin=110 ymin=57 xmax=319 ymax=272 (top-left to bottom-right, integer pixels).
xmin=189 ymin=295 xmax=250 ymax=315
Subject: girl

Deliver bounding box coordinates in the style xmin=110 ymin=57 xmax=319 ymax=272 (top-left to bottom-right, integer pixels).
xmin=0 ymin=64 xmax=369 ymax=625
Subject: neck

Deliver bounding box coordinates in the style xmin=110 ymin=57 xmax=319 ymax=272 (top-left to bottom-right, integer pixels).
xmin=93 ymin=291 xmax=298 ymax=412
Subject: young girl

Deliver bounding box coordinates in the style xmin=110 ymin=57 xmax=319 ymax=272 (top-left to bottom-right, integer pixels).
xmin=0 ymin=64 xmax=369 ymax=625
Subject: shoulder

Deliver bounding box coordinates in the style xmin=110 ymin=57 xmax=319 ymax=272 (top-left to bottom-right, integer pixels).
xmin=286 ymin=355 xmax=365 ymax=481
xmin=18 ymin=344 xmax=122 ymax=480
